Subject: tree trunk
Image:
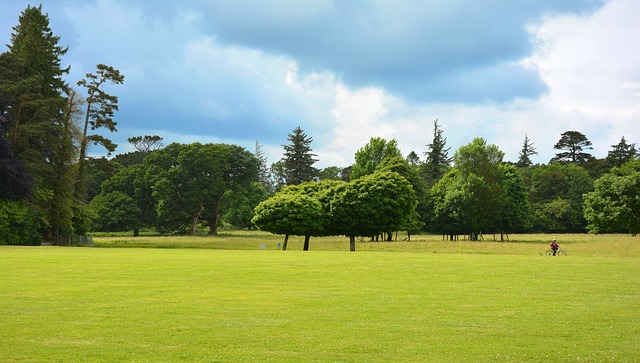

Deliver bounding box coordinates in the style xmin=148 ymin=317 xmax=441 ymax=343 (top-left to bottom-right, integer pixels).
xmin=283 ymin=234 xmax=289 ymax=251
xmin=208 ymin=195 xmax=224 ymax=235
xmin=190 ymin=204 xmax=205 ymax=236
xmin=133 ymin=228 xmax=139 ymax=237
xmin=189 ymin=215 xmax=198 ymax=236
xmin=303 ymin=235 xmax=310 ymax=251
xmin=349 ymin=236 xmax=356 ymax=252
xmin=75 ymin=92 xmax=94 ymax=200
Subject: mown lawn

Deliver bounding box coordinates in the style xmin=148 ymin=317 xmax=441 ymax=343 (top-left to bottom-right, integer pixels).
xmin=1 ymin=243 xmax=639 ymax=361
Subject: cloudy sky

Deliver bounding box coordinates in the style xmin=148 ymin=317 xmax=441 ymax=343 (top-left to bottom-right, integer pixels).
xmin=1 ymin=0 xmax=638 ymax=167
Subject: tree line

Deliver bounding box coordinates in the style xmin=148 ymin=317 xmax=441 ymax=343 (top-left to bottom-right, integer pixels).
xmin=1 ymin=5 xmax=638 ymax=246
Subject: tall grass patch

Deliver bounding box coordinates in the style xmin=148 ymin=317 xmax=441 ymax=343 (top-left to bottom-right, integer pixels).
xmin=93 ymin=232 xmax=640 ymax=257
xmin=1 ymin=246 xmax=638 ymax=361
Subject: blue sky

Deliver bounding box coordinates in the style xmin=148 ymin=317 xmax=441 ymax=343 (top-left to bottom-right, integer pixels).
xmin=1 ymin=0 xmax=638 ymax=167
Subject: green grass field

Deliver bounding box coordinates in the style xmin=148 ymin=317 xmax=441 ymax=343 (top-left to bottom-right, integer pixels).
xmin=1 ymin=234 xmax=639 ymax=361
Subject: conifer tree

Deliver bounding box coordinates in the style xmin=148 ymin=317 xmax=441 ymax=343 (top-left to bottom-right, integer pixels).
xmin=606 ymin=136 xmax=637 ymax=167
xmin=551 ymin=131 xmax=594 ymax=164
xmin=2 ymin=5 xmax=75 ymax=242
xmin=76 ymin=64 xmax=124 ymax=200
xmin=255 ymin=140 xmax=274 ymax=194
xmin=516 ymin=134 xmax=538 ymax=168
xmin=281 ymin=126 xmax=318 ymax=185
xmin=423 ymin=119 xmax=452 ymax=183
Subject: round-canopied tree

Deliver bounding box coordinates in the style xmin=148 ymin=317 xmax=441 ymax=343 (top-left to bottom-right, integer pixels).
xmin=351 ymin=137 xmax=402 ymax=180
xmin=330 ymin=171 xmax=417 ymax=251
xmin=584 ymin=161 xmax=640 ymax=236
xmin=252 ymin=190 xmax=324 ymax=250
xmin=89 ymin=191 xmax=141 ymax=232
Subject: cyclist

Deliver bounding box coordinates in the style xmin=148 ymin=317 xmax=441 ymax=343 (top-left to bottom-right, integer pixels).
xmin=550 ymin=239 xmax=559 ymax=256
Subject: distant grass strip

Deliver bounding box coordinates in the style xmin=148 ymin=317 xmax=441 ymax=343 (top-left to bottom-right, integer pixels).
xmin=93 ymin=232 xmax=640 ymax=258
xmin=1 ymin=247 xmax=638 ymax=361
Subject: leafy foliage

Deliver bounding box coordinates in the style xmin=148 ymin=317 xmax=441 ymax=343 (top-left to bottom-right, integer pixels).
xmin=331 ymin=171 xmax=417 ymax=246
xmin=0 ymin=132 xmax=33 ymax=200
xmin=351 ymin=137 xmax=402 ymax=180
xmin=527 ymin=163 xmax=593 ymax=232
xmin=584 ymin=163 xmax=640 ymax=236
xmin=429 ymin=138 xmax=528 ymax=237
xmin=222 ymin=182 xmax=268 ymax=230
xmin=89 ymin=191 xmax=141 ymax=232
xmin=0 ymin=200 xmax=42 ymax=245
xmin=251 ymin=191 xmax=324 ymax=241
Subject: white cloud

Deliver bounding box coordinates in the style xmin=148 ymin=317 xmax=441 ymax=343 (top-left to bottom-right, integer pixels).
xmin=527 ymin=0 xmax=640 ymax=155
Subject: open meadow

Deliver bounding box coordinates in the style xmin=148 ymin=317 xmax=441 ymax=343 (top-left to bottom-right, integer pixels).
xmin=1 ymin=233 xmax=639 ymax=361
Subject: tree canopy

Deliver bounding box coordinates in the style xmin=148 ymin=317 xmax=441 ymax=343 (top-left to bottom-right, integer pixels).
xmin=584 ymin=160 xmax=640 ymax=236
xmin=351 ymin=137 xmax=402 ymax=180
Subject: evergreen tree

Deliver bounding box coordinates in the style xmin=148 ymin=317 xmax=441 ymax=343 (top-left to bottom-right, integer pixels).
xmin=281 ymin=126 xmax=318 ymax=185
xmin=76 ymin=64 xmax=124 ymax=201
xmin=516 ymin=134 xmax=538 ymax=168
xmin=128 ymin=135 xmax=164 ymax=154
xmin=406 ymin=151 xmax=420 ymax=166
xmin=255 ymin=140 xmax=274 ymax=194
xmin=606 ymin=136 xmax=637 ymax=168
xmin=422 ymin=119 xmax=452 ymax=183
xmin=551 ymin=131 xmax=594 ymax=164
xmin=2 ymin=5 xmax=75 ymax=243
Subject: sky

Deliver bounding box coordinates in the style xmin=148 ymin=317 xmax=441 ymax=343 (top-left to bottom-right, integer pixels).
xmin=1 ymin=0 xmax=638 ymax=168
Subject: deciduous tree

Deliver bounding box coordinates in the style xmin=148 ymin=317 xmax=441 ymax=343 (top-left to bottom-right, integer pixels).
xmin=252 ymin=190 xmax=324 ymax=250
xmin=89 ymin=191 xmax=140 ymax=232
xmin=331 ymin=171 xmax=417 ymax=251
xmin=351 ymin=137 xmax=402 ymax=180
xmin=584 ymin=161 xmax=640 ymax=235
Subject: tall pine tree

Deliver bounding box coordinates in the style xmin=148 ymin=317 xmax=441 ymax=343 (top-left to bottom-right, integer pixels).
xmin=422 ymin=119 xmax=452 ymax=184
xmin=516 ymin=134 xmax=538 ymax=168
xmin=76 ymin=64 xmax=124 ymax=201
xmin=606 ymin=136 xmax=637 ymax=167
xmin=281 ymin=126 xmax=318 ymax=185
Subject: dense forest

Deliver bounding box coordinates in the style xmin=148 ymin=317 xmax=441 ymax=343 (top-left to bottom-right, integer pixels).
xmin=1 ymin=5 xmax=639 ymax=246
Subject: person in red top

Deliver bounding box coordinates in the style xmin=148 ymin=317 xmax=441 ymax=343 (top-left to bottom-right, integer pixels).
xmin=550 ymin=239 xmax=559 ymax=256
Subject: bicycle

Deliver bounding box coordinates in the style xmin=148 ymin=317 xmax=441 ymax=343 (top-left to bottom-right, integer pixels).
xmin=545 ymin=248 xmax=566 ymax=256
